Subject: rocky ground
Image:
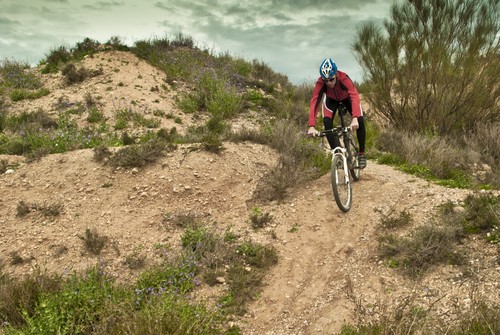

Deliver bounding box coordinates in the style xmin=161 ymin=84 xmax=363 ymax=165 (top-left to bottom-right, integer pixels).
xmin=1 ymin=50 xmax=499 ymax=334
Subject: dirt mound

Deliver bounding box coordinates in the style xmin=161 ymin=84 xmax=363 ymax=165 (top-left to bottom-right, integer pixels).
xmin=1 ymin=51 xmax=499 ymax=334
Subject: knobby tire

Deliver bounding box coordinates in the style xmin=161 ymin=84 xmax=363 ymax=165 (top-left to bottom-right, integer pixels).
xmin=331 ymin=154 xmax=352 ymax=212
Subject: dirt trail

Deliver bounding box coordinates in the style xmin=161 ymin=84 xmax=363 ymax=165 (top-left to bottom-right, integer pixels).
xmin=239 ymin=162 xmax=494 ymax=334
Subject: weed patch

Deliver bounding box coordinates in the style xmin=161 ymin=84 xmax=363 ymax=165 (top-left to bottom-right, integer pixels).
xmin=16 ymin=201 xmax=63 ymax=217
xmin=62 ymin=63 xmax=103 ymax=85
xmin=377 ymin=208 xmax=464 ymax=277
xmin=341 ymin=285 xmax=500 ymax=334
xmin=252 ymin=120 xmax=330 ymax=203
xmin=379 ymin=209 xmax=413 ymax=229
xmin=0 ymin=270 xmax=61 ymax=328
xmin=21 ymin=267 xmax=114 ymax=334
xmin=462 ymin=192 xmax=499 ymax=234
xmin=79 ymin=228 xmax=108 ymax=255
xmin=250 ymin=206 xmax=272 ymax=229
xmin=106 ymin=138 xmax=175 ymax=168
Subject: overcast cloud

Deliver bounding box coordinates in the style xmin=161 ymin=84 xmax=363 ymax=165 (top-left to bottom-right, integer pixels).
xmin=0 ymin=0 xmax=392 ymax=84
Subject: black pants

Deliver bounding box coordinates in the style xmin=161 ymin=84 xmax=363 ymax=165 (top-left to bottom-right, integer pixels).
xmin=323 ymin=97 xmax=366 ymax=153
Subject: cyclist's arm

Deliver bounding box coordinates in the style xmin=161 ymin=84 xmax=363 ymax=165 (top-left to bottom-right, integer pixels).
xmin=339 ymin=74 xmax=362 ymax=118
xmin=308 ymin=78 xmax=326 ymax=127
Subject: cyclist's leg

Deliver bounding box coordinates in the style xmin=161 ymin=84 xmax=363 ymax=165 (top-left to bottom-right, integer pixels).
xmin=323 ymin=117 xmax=341 ymax=150
xmin=356 ymin=116 xmax=366 ymax=153
xmin=342 ymin=98 xmax=366 ymax=168
xmin=323 ymin=97 xmax=340 ymax=150
xmin=341 ymin=98 xmax=366 ymax=153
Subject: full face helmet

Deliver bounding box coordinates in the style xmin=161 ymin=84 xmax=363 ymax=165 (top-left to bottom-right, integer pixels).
xmin=319 ymin=58 xmax=337 ymax=80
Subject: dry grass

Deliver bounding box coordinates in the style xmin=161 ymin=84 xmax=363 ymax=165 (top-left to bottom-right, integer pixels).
xmin=252 ymin=119 xmax=330 ymax=203
xmin=377 ymin=192 xmax=499 ymax=278
xmin=16 ymin=200 xmax=63 ymax=217
xmin=342 ymin=284 xmax=500 ymax=335
xmin=466 ymin=121 xmax=500 ymax=187
xmin=376 ymin=131 xmax=472 ymax=179
xmin=372 ymin=128 xmax=500 ymax=189
xmin=79 ymin=228 xmax=109 ymax=255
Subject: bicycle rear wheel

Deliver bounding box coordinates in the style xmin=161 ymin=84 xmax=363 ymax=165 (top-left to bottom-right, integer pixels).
xmin=331 ymin=155 xmax=352 ymax=212
xmin=347 ymin=134 xmax=360 ymax=181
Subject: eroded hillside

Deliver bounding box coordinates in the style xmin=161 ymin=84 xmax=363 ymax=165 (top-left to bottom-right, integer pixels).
xmin=1 ymin=50 xmax=499 ymax=334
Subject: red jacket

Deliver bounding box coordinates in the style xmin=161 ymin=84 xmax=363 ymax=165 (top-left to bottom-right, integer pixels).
xmin=308 ymin=70 xmax=361 ymax=127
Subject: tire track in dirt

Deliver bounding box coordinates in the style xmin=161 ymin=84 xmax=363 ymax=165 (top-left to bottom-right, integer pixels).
xmin=240 ymin=161 xmax=473 ymax=334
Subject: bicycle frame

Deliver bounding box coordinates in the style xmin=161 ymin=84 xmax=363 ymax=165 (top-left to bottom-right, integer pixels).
xmin=332 ymin=146 xmax=350 ymax=186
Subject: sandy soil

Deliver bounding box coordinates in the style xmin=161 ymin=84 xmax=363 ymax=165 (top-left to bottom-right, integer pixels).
xmin=1 ymin=50 xmax=498 ymax=334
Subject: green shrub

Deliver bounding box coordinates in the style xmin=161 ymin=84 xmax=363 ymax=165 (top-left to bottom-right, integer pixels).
xmin=250 ymin=206 xmax=272 ymax=229
xmin=10 ymin=88 xmax=50 ymax=101
xmin=462 ymin=192 xmax=499 ymax=234
xmin=162 ymin=212 xmax=199 ymax=229
xmin=227 ymin=126 xmax=271 ymax=145
xmin=177 ymin=93 xmax=201 ymax=113
xmin=86 ymin=108 xmax=105 ymax=123
xmin=223 ymin=265 xmax=263 ymax=315
xmin=120 ymin=131 xmax=135 ymax=145
xmin=22 ymin=268 xmax=114 ymax=335
xmin=207 ymin=85 xmax=241 ymax=118
xmin=222 ymin=240 xmax=277 ymax=315
xmin=0 ymin=59 xmax=43 ymax=90
xmin=71 ymin=37 xmax=100 ymax=60
xmin=156 ymin=127 xmax=179 ymax=143
xmin=353 ymin=0 xmax=499 ymax=135
xmin=196 ymin=74 xmax=242 ymax=118
xmin=98 ymin=293 xmax=223 ymax=335
xmin=377 ymin=217 xmax=464 ymax=277
xmin=136 ymin=256 xmax=198 ymax=297
xmin=123 ymin=251 xmax=146 ymax=270
xmin=0 ymin=109 xmax=113 ymax=157
xmin=5 ymin=110 xmax=57 ymax=132
xmin=0 ymin=270 xmax=61 ymax=328
xmin=373 ymin=130 xmax=478 ymax=188
xmin=181 ymin=225 xmax=218 ymax=256
xmin=41 ymin=46 xmax=71 ymax=73
xmin=113 ymin=108 xmax=160 ymax=130
xmin=466 ymin=122 xmax=500 ymax=188
xmin=201 ymin=133 xmax=224 ymax=153
xmin=250 ymin=59 xmax=290 ymax=93
xmin=104 ymin=36 xmax=130 ymax=51
xmin=236 ymin=240 xmax=278 ymax=269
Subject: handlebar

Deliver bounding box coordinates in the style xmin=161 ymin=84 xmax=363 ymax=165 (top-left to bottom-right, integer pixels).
xmin=308 ymin=126 xmax=351 ymax=138
xmin=307 ymin=102 xmax=352 ymax=137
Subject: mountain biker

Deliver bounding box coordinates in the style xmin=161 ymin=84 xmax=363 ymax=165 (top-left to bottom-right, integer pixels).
xmin=307 ymin=58 xmax=367 ymax=168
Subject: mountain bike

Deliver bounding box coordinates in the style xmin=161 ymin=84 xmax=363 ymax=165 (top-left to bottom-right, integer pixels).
xmin=313 ymin=103 xmax=361 ymax=212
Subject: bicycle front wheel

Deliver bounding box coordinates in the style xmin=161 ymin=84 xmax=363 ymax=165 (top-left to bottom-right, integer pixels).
xmin=331 ymin=155 xmax=352 ymax=212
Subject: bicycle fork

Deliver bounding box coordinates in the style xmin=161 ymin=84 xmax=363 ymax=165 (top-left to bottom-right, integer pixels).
xmin=332 ymin=147 xmax=350 ymax=185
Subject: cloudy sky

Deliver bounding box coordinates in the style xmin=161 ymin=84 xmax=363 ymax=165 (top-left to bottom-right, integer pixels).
xmin=0 ymin=0 xmax=393 ymax=84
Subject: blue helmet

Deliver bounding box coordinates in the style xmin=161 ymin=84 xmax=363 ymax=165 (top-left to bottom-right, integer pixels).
xmin=319 ymin=58 xmax=337 ymax=80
